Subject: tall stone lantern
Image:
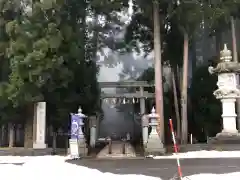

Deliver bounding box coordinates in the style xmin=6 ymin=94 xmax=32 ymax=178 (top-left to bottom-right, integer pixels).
xmin=145 ymin=107 xmax=165 ymax=154
xmin=209 ymin=44 xmax=240 ymax=141
xmin=76 ymin=107 xmax=88 ymax=155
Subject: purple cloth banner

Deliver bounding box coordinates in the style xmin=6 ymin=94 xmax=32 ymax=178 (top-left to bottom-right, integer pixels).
xmin=70 ymin=113 xmax=80 ymax=139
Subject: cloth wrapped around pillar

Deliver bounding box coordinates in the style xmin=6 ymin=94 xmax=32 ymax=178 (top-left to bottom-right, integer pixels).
xmin=69 ymin=113 xmax=80 ymax=158
xmin=69 ymin=107 xmax=88 ymax=158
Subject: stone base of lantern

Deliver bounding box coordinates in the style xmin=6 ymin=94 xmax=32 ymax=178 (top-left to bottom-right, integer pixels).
xmin=78 ymin=139 xmax=88 ymax=156
xmin=208 ymin=132 xmax=240 ymax=144
xmin=145 ymin=131 xmax=165 ymax=155
xmin=208 ymin=97 xmax=240 ymax=144
xmin=33 ymin=142 xmax=47 ymax=149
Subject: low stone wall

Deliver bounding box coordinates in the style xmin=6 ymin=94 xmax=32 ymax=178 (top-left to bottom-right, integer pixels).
xmin=177 ymin=144 xmax=240 ymax=152
xmin=0 ymin=148 xmax=67 ymax=156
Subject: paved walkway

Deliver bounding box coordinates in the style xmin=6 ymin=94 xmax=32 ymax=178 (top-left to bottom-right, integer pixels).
xmin=67 ymin=158 xmax=240 ymax=180
xmin=97 ymin=141 xmax=136 ymax=158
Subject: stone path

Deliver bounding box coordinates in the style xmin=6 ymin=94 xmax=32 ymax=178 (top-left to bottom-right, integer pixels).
xmin=68 ymin=158 xmax=240 ymax=180
xmin=97 ymin=141 xmax=136 ymax=158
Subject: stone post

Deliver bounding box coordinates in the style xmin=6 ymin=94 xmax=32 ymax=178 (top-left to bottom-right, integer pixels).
xmin=139 ymin=87 xmax=146 ymax=114
xmin=89 ymin=115 xmax=97 ymax=147
xmin=146 ymin=107 xmax=165 ymax=155
xmin=33 ymin=102 xmax=47 ymax=149
xmin=141 ymin=114 xmax=149 ymax=146
xmin=209 ymin=44 xmax=240 ymax=143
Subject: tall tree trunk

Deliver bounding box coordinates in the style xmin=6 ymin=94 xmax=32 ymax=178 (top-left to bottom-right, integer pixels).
xmin=8 ymin=123 xmax=15 ymax=148
xmin=231 ymin=16 xmax=240 ymax=131
xmin=231 ymin=16 xmax=237 ymax=62
xmin=52 ymin=131 xmax=57 ymax=154
xmin=153 ymin=1 xmax=164 ymax=143
xmin=177 ymin=65 xmax=181 ymax=87
xmin=0 ymin=125 xmax=2 ymax=146
xmin=171 ymin=67 xmax=181 ymax=140
xmin=24 ymin=105 xmax=34 ymax=148
xmin=181 ymin=32 xmax=189 ymax=144
xmin=1 ymin=125 xmax=6 ymax=146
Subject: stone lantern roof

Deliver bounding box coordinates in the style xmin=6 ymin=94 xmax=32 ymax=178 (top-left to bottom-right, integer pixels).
xmin=220 ymin=44 xmax=232 ymax=62
xmin=209 ymin=44 xmax=240 ymax=74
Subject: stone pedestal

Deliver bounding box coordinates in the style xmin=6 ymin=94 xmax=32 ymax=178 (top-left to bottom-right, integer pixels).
xmin=210 ymin=98 xmax=240 ymax=144
xmin=33 ymin=102 xmax=47 ymax=149
xmin=146 ymin=125 xmax=165 ymax=154
xmin=78 ymin=138 xmax=88 ymax=156
xmin=69 ymin=139 xmax=79 ymax=158
xmin=78 ymin=118 xmax=88 ymax=156
xmin=221 ymin=98 xmax=238 ymax=134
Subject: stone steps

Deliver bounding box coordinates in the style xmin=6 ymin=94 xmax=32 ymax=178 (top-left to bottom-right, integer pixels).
xmin=97 ymin=141 xmax=136 ymax=159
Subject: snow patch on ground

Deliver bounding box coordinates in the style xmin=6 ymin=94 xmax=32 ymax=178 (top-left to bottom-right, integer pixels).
xmin=0 ymin=156 xmax=161 ymax=180
xmin=184 ymin=172 xmax=240 ymax=180
xmin=0 ymin=155 xmax=240 ymax=180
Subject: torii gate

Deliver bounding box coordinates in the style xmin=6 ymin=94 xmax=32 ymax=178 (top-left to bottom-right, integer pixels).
xmin=89 ymin=81 xmax=155 ymax=148
xmin=99 ymin=81 xmax=155 ymax=115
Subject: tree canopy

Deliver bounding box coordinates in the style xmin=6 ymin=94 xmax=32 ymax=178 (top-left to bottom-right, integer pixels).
xmin=0 ymin=0 xmax=129 ymax=128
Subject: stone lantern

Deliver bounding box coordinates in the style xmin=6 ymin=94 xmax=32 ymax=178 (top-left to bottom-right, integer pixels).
xmin=209 ymin=44 xmax=240 ymax=142
xmin=76 ymin=107 xmax=88 ymax=155
xmin=69 ymin=107 xmax=88 ymax=158
xmin=145 ymin=107 xmax=165 ymax=154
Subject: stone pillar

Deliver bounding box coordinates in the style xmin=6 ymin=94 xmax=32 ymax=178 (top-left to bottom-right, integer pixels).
xmin=145 ymin=108 xmax=165 ymax=155
xmin=89 ymin=115 xmax=97 ymax=147
xmin=33 ymin=102 xmax=47 ymax=149
xmin=141 ymin=115 xmax=148 ymax=146
xmin=139 ymin=87 xmax=146 ymax=115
